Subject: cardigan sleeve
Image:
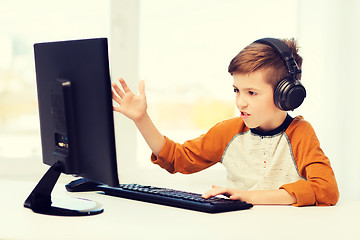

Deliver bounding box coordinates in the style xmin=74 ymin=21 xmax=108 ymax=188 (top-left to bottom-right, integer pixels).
xmin=280 ymin=117 xmax=339 ymax=206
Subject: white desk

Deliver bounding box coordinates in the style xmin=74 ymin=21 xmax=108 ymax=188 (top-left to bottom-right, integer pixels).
xmin=1 ymin=179 xmax=359 ymax=240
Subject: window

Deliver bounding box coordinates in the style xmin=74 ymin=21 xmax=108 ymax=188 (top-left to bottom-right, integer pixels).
xmin=137 ymin=0 xmax=298 ymax=174
xmin=0 ymin=0 xmax=110 ymax=179
xmin=1 ymin=0 xmax=298 ymax=185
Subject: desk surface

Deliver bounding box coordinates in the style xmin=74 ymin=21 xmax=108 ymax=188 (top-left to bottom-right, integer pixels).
xmin=1 ymin=179 xmax=359 ymax=240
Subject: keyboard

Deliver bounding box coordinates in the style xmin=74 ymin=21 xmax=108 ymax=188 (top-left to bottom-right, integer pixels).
xmin=66 ymin=178 xmax=253 ymax=213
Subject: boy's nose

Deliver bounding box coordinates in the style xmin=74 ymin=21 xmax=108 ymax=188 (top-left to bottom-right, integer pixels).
xmin=236 ymin=95 xmax=248 ymax=109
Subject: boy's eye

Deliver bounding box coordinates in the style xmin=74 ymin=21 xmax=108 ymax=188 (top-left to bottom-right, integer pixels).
xmin=233 ymin=88 xmax=239 ymax=93
xmin=249 ymin=91 xmax=256 ymax=96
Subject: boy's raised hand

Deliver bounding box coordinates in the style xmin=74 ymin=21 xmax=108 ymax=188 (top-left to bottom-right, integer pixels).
xmin=112 ymin=77 xmax=165 ymax=156
xmin=112 ymin=78 xmax=147 ymax=123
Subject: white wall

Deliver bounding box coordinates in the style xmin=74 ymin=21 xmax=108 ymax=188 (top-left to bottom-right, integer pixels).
xmin=297 ymin=0 xmax=360 ymax=201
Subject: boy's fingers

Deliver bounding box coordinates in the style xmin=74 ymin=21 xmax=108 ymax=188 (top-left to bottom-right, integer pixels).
xmin=112 ymin=82 xmax=125 ymax=98
xmin=139 ymin=80 xmax=145 ymax=96
xmin=202 ymin=185 xmax=237 ymax=199
xmin=113 ymin=106 xmax=123 ymax=113
xmin=202 ymin=186 xmax=226 ymax=199
xmin=119 ymin=78 xmax=131 ymax=93
xmin=112 ymin=89 xmax=122 ymax=102
xmin=201 ymin=192 xmax=211 ymax=199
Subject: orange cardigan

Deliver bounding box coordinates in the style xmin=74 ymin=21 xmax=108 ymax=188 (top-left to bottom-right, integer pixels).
xmin=151 ymin=116 xmax=339 ymax=206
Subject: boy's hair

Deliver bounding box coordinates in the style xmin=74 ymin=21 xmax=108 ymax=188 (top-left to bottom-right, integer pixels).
xmin=228 ymin=38 xmax=303 ymax=89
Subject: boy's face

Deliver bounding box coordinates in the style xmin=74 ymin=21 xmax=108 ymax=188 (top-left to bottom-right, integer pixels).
xmin=232 ymin=70 xmax=287 ymax=132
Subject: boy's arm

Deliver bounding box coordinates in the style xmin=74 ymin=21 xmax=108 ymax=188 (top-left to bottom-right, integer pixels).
xmin=281 ymin=118 xmax=339 ymax=206
xmin=112 ymin=78 xmax=165 ymax=156
xmin=134 ymin=112 xmax=165 ymax=156
xmin=151 ymin=118 xmax=245 ymax=174
xmin=202 ymin=185 xmax=297 ymax=205
xmin=112 ymin=77 xmax=229 ymax=173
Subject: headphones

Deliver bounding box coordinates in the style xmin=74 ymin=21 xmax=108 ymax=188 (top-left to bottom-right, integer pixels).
xmin=253 ymin=38 xmax=306 ymax=111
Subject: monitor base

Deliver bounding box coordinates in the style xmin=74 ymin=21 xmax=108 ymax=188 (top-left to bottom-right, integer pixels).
xmin=24 ymin=162 xmax=103 ymax=216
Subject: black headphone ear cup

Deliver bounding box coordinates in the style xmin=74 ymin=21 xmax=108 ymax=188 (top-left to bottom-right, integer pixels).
xmin=274 ymin=78 xmax=288 ymax=110
xmin=274 ymin=78 xmax=306 ymax=111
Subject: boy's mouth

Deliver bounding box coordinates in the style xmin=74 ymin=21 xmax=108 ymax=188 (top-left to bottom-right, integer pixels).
xmin=241 ymin=111 xmax=250 ymax=117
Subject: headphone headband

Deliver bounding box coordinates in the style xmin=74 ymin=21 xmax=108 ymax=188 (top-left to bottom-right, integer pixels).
xmin=253 ymin=38 xmax=301 ymax=80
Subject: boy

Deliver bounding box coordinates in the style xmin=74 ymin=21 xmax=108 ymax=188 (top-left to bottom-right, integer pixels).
xmin=112 ymin=38 xmax=339 ymax=206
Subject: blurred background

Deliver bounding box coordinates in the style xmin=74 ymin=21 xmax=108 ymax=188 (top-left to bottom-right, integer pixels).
xmin=0 ymin=0 xmax=359 ymax=202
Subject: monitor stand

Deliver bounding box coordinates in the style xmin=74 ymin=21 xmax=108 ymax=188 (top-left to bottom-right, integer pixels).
xmin=24 ymin=162 xmax=103 ymax=216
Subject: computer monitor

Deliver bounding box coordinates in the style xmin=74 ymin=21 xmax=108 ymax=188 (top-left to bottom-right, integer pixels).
xmin=24 ymin=38 xmax=120 ymax=216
